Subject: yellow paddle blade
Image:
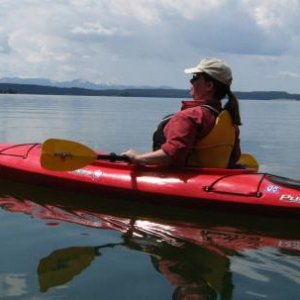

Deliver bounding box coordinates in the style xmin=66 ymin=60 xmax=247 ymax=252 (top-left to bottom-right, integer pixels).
xmin=38 ymin=246 xmax=97 ymax=292
xmin=41 ymin=138 xmax=97 ymax=171
xmin=237 ymin=153 xmax=259 ymax=171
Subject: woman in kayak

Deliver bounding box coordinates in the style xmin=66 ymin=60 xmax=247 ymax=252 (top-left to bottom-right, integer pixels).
xmin=123 ymin=57 xmax=242 ymax=168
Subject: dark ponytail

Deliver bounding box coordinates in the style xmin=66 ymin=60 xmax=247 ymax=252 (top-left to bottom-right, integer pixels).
xmin=202 ymin=73 xmax=242 ymax=126
xmin=224 ymin=89 xmax=242 ymax=126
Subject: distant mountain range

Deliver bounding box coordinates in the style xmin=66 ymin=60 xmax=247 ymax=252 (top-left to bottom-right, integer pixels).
xmin=0 ymin=77 xmax=171 ymax=90
xmin=0 ymin=77 xmax=299 ymax=100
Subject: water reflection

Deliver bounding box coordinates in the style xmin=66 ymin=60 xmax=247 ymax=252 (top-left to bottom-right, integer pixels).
xmin=0 ymin=179 xmax=300 ymax=299
xmin=0 ymin=274 xmax=27 ymax=298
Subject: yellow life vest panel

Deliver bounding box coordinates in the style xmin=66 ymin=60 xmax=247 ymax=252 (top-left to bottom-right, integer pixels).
xmin=187 ymin=110 xmax=235 ymax=168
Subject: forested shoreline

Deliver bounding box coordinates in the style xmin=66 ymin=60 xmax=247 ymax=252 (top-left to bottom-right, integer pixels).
xmin=0 ymin=83 xmax=299 ymax=100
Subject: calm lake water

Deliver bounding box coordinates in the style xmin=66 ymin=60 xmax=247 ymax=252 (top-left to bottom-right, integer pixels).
xmin=0 ymin=94 xmax=299 ymax=299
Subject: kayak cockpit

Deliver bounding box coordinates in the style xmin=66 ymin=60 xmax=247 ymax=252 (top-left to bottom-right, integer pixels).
xmin=267 ymin=174 xmax=300 ymax=191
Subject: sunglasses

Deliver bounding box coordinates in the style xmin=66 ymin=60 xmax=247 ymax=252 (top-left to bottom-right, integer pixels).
xmin=190 ymin=73 xmax=202 ymax=84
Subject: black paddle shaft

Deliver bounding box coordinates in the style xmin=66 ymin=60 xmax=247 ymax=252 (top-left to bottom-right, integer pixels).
xmin=97 ymin=153 xmax=130 ymax=163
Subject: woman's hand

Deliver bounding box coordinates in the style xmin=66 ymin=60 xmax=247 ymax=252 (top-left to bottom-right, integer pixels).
xmin=121 ymin=149 xmax=141 ymax=166
xmin=122 ymin=149 xmax=171 ymax=167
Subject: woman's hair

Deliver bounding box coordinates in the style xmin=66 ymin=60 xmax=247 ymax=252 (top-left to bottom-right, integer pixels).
xmin=202 ymin=73 xmax=242 ymax=126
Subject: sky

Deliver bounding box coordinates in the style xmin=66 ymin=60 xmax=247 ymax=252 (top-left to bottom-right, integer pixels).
xmin=0 ymin=0 xmax=300 ymax=93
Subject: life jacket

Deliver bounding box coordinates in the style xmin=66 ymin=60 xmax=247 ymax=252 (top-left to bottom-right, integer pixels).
xmin=152 ymin=108 xmax=235 ymax=168
xmin=187 ymin=109 xmax=235 ymax=168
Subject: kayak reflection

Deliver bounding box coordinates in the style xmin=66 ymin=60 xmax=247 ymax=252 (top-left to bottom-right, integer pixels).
xmin=1 ymin=195 xmax=231 ymax=298
xmin=1 ymin=179 xmax=300 ymax=299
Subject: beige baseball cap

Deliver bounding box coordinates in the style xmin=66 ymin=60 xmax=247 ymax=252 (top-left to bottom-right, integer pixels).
xmin=184 ymin=57 xmax=232 ymax=86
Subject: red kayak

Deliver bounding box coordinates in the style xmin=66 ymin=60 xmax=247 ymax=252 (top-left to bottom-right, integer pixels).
xmin=0 ymin=142 xmax=300 ymax=215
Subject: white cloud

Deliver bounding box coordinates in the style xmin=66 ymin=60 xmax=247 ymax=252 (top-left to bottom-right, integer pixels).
xmin=71 ymin=22 xmax=130 ymax=38
xmin=272 ymin=71 xmax=300 ymax=80
xmin=9 ymin=31 xmax=70 ymax=61
xmin=158 ymin=0 xmax=223 ymax=20
xmin=243 ymin=0 xmax=300 ymax=31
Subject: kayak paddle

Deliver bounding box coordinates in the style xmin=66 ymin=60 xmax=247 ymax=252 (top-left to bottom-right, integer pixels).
xmin=41 ymin=138 xmax=129 ymax=171
xmin=41 ymin=138 xmax=259 ymax=172
xmin=237 ymin=153 xmax=259 ymax=171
